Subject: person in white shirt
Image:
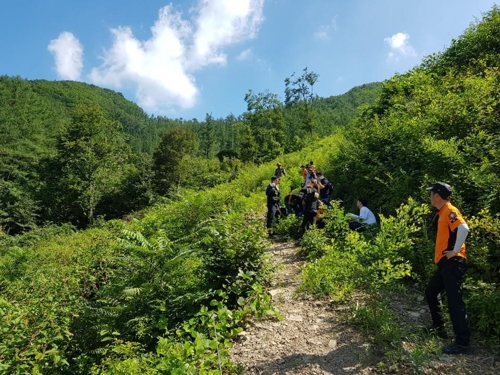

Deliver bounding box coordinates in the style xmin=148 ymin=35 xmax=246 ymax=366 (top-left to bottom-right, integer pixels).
xmin=349 ymin=198 xmax=377 ymax=230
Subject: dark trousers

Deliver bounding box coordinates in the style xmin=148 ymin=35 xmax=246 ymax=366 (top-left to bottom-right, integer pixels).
xmin=349 ymin=221 xmax=365 ymax=231
xmin=301 ymin=210 xmax=317 ymax=232
xmin=266 ymin=204 xmax=280 ymax=229
xmin=425 ymin=257 xmax=471 ymax=346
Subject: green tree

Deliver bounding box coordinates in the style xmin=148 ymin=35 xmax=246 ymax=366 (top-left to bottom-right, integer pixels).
xmin=199 ymin=113 xmax=218 ymax=159
xmin=241 ymin=90 xmax=285 ymax=163
xmin=0 ymin=180 xmax=38 ymax=234
xmin=284 ymin=67 xmax=319 ymax=137
xmin=152 ymin=127 xmax=198 ymax=194
xmin=236 ymin=123 xmax=258 ymax=163
xmin=40 ymin=105 xmax=129 ymax=226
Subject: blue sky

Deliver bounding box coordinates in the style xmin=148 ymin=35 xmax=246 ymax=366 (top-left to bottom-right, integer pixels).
xmin=1 ymin=0 xmax=497 ymax=120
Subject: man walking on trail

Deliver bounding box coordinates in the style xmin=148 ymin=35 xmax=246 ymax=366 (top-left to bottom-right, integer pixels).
xmin=274 ymin=163 xmax=286 ymax=178
xmin=266 ymin=176 xmax=281 ymax=234
xmin=425 ymin=182 xmax=471 ymax=355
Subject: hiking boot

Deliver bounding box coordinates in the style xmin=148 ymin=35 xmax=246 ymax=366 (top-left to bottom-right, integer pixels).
xmin=424 ymin=324 xmax=448 ymax=339
xmin=442 ymin=342 xmax=471 ymax=355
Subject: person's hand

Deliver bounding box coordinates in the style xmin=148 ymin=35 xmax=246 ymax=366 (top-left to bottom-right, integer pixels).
xmin=443 ymin=250 xmax=458 ymax=259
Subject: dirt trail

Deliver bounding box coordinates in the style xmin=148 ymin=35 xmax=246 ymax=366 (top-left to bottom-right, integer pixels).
xmin=229 ymin=240 xmax=499 ymax=375
xmin=230 ymin=240 xmax=370 ymax=374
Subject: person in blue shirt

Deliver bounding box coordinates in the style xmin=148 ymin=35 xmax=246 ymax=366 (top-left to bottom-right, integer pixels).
xmin=349 ymin=198 xmax=377 ymax=230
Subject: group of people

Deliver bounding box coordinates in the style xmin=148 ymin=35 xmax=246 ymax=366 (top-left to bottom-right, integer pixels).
xmin=266 ymin=167 xmax=472 ymax=355
xmin=266 ymin=161 xmax=335 ymax=235
xmin=268 ymin=160 xmax=376 ymax=234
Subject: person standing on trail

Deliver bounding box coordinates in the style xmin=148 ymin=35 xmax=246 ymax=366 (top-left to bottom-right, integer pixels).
xmin=266 ymin=176 xmax=281 ymax=233
xmin=300 ymin=177 xmax=320 ymax=234
xmin=424 ymin=182 xmax=471 ymax=355
xmin=274 ymin=163 xmax=286 ymax=178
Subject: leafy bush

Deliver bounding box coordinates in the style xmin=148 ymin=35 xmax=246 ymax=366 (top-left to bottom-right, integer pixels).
xmin=465 ymin=281 xmax=500 ymax=337
xmin=273 ymin=214 xmax=303 ymax=241
xmin=299 ymin=226 xmax=330 ymax=260
xmin=467 ymin=208 xmax=500 ymax=283
xmin=300 ymin=201 xmax=431 ymax=300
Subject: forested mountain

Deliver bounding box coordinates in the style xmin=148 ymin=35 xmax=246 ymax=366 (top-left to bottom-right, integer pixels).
xmin=0 ymin=75 xmax=380 ymax=233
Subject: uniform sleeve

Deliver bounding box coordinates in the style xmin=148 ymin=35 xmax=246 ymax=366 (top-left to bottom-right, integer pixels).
xmin=446 ymin=209 xmax=466 ymax=232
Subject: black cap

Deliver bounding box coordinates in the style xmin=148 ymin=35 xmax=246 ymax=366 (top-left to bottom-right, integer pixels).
xmin=426 ymin=182 xmax=452 ymax=199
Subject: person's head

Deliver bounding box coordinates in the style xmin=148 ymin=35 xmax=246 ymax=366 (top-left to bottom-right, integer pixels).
xmin=271 ymin=176 xmax=280 ymax=185
xmin=357 ymin=198 xmax=368 ymax=208
xmin=317 ymin=171 xmax=323 ymax=176
xmin=307 ymin=165 xmax=313 ymax=172
xmin=426 ymin=182 xmax=452 ymax=208
xmin=277 ymin=162 xmax=281 ymax=167
xmin=301 ymin=165 xmax=306 ymax=169
xmin=309 ymin=161 xmax=314 ymax=165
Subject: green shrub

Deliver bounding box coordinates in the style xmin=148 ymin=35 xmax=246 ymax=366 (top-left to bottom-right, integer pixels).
xmin=273 ymin=214 xmax=302 ymax=240
xmin=322 ymin=201 xmax=350 ymax=243
xmin=299 ymin=226 xmax=330 ymax=260
xmin=465 ymin=281 xmax=500 ymax=337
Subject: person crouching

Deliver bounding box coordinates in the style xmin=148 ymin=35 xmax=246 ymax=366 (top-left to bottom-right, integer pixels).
xmin=300 ymin=178 xmax=320 ymax=234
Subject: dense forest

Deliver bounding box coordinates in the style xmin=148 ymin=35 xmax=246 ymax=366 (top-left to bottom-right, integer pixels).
xmin=0 ymin=75 xmax=381 ymax=233
xmin=1 ymin=5 xmax=500 ymax=374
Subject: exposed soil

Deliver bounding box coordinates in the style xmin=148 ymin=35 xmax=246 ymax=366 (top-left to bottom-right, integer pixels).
xmin=229 ymin=239 xmax=499 ymax=375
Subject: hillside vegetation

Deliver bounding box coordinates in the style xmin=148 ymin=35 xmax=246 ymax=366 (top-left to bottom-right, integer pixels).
xmin=1 ymin=5 xmax=500 ymax=374
xmin=0 ymin=75 xmax=380 ymax=233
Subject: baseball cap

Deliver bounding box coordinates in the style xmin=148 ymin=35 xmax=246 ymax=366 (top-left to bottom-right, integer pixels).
xmin=426 ymin=182 xmax=452 ymax=198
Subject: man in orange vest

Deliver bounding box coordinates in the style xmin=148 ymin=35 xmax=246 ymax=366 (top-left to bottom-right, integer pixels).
xmin=424 ymin=182 xmax=471 ymax=355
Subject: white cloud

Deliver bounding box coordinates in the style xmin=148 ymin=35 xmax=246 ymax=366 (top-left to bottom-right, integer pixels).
xmin=314 ymin=16 xmax=337 ymax=40
xmin=48 ymin=32 xmax=84 ymax=80
xmin=190 ymin=0 xmax=264 ymax=69
xmin=384 ymin=32 xmax=416 ymax=60
xmin=236 ymin=48 xmax=253 ymax=61
xmin=87 ymin=0 xmax=265 ymax=112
